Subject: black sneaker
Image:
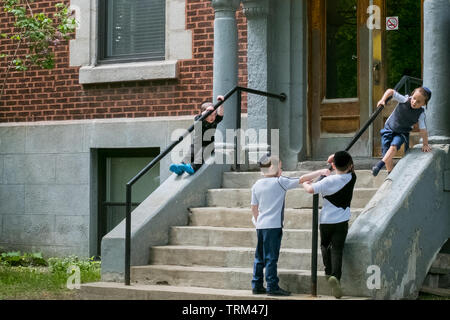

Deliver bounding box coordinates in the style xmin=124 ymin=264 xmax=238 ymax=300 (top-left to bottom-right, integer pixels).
xmin=267 ymin=287 xmax=291 ymax=296
xmin=372 ymin=165 xmax=381 ymax=177
xmin=252 ymin=287 xmax=267 ymax=295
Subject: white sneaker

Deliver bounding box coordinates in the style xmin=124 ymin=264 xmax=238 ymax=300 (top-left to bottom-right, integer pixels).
xmin=328 ymin=276 xmax=343 ymax=299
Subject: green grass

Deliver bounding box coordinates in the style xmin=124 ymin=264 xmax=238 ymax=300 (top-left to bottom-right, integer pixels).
xmin=0 ymin=254 xmax=101 ymax=300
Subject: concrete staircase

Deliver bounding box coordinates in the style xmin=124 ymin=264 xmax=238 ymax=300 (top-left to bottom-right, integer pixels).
xmin=420 ymin=252 xmax=450 ymax=297
xmin=81 ymin=167 xmax=387 ymax=300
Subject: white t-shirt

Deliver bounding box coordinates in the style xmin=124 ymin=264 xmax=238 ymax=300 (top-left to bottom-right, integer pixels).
xmin=251 ymin=176 xmax=299 ymax=229
xmin=312 ymin=173 xmax=354 ymax=224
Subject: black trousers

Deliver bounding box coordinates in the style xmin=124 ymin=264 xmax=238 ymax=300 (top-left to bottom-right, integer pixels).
xmin=182 ymin=143 xmax=214 ymax=172
xmin=319 ymin=221 xmax=348 ymax=280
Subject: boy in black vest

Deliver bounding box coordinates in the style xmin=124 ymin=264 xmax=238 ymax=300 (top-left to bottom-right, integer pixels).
xmin=372 ymin=86 xmax=432 ymax=176
xmin=301 ymin=151 xmax=356 ymax=298
xmin=169 ymin=95 xmax=224 ymax=175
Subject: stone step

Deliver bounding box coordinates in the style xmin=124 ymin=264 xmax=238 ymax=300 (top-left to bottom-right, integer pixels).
xmin=131 ymin=265 xmax=332 ymax=295
xmin=170 ymin=226 xmax=315 ymax=249
xmin=295 ymin=159 xmax=398 ymax=171
xmin=189 ymin=207 xmax=363 ymax=229
xmin=419 ymin=286 xmax=450 ymax=298
xmin=80 ymin=282 xmax=367 ymax=300
xmin=223 ymin=170 xmax=387 ymax=189
xmin=149 ymin=245 xmax=324 ymax=271
xmin=429 ymin=253 xmax=450 ymax=274
xmin=206 ymin=188 xmax=376 ymax=208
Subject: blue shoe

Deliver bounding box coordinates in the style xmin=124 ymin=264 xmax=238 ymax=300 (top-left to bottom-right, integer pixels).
xmin=169 ymin=164 xmax=184 ymax=176
xmin=181 ymin=163 xmax=195 ymax=175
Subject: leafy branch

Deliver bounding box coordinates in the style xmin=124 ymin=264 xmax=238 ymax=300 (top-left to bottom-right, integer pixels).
xmin=0 ymin=0 xmax=77 ymax=98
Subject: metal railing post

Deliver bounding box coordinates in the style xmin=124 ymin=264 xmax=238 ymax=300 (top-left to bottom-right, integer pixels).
xmin=125 ymin=183 xmax=132 ymax=285
xmin=235 ymin=89 xmax=242 ymax=171
xmin=311 ymin=193 xmax=319 ymax=296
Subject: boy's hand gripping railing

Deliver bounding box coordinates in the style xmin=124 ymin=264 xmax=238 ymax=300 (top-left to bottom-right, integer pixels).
xmin=123 ymin=87 xmax=286 ymax=285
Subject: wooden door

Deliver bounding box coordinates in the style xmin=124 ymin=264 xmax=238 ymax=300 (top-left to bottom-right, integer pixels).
xmin=308 ymin=0 xmax=369 ymax=159
xmin=308 ymin=0 xmax=423 ymax=159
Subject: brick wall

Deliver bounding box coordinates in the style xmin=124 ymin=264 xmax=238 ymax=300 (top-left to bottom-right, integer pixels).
xmin=0 ymin=0 xmax=248 ymax=122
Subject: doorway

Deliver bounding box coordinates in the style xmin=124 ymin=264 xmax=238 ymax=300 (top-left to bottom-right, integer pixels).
xmin=308 ymin=0 xmax=423 ymax=158
xmin=96 ymin=148 xmax=160 ymax=256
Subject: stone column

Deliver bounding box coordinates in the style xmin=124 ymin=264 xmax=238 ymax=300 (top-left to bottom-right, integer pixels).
xmin=423 ymin=0 xmax=450 ymax=143
xmin=267 ymin=0 xmax=307 ymax=170
xmin=211 ymin=0 xmax=240 ymax=132
xmin=242 ymin=0 xmax=270 ymax=163
xmin=211 ymin=0 xmax=240 ymax=165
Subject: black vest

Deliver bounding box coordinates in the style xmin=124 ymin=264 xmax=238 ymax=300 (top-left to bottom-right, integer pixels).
xmin=194 ymin=114 xmax=223 ymax=147
xmin=323 ymin=172 xmax=357 ymax=209
xmin=385 ymin=99 xmax=424 ymax=134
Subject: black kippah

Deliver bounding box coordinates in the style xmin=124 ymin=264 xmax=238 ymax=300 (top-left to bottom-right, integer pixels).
xmin=422 ymin=86 xmax=432 ymax=101
xmin=333 ymin=151 xmax=352 ymax=169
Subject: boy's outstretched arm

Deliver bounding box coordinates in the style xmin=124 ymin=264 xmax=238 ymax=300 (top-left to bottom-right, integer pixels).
xmin=302 ymin=180 xmax=315 ymax=194
xmin=377 ymin=89 xmax=395 ymax=106
xmin=299 ymin=169 xmax=330 ymax=184
xmin=420 ymin=129 xmax=431 ymax=152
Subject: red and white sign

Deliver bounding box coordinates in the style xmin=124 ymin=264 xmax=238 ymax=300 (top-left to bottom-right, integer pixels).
xmin=386 ymin=16 xmax=399 ymax=30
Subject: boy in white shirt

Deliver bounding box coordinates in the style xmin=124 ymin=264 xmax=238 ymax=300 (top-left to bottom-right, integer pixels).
xmin=301 ymin=151 xmax=356 ymax=298
xmin=250 ymin=155 xmax=300 ymax=296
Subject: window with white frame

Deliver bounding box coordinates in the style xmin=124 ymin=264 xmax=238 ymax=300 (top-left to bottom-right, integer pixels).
xmin=98 ymin=0 xmax=166 ymax=64
xmin=70 ymin=0 xmax=192 ymax=84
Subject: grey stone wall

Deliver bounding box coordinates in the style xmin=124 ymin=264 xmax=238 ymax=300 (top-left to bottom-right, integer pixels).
xmin=342 ymin=145 xmax=450 ymax=299
xmin=0 ymin=117 xmax=193 ymax=257
xmin=0 ymin=122 xmax=90 ymax=257
xmin=0 ymin=115 xmax=248 ymax=258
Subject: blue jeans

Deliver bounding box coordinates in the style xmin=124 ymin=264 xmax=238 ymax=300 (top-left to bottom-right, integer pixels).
xmin=252 ymin=228 xmax=283 ymax=292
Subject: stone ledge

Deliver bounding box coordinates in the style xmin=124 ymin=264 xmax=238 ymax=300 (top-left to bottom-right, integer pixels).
xmin=79 ymin=60 xmax=179 ymax=84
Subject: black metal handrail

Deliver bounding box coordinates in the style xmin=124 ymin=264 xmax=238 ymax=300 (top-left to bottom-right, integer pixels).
xmin=124 ymin=86 xmax=286 ymax=285
xmin=309 ymin=75 xmax=422 ymax=296
xmin=393 ymin=75 xmax=423 ymax=96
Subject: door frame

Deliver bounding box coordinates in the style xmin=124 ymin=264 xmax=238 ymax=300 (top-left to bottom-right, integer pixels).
xmin=95 ymin=147 xmax=160 ymax=257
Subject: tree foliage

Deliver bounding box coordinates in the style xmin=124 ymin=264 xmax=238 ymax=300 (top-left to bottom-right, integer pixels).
xmin=0 ymin=0 xmax=77 ymax=96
